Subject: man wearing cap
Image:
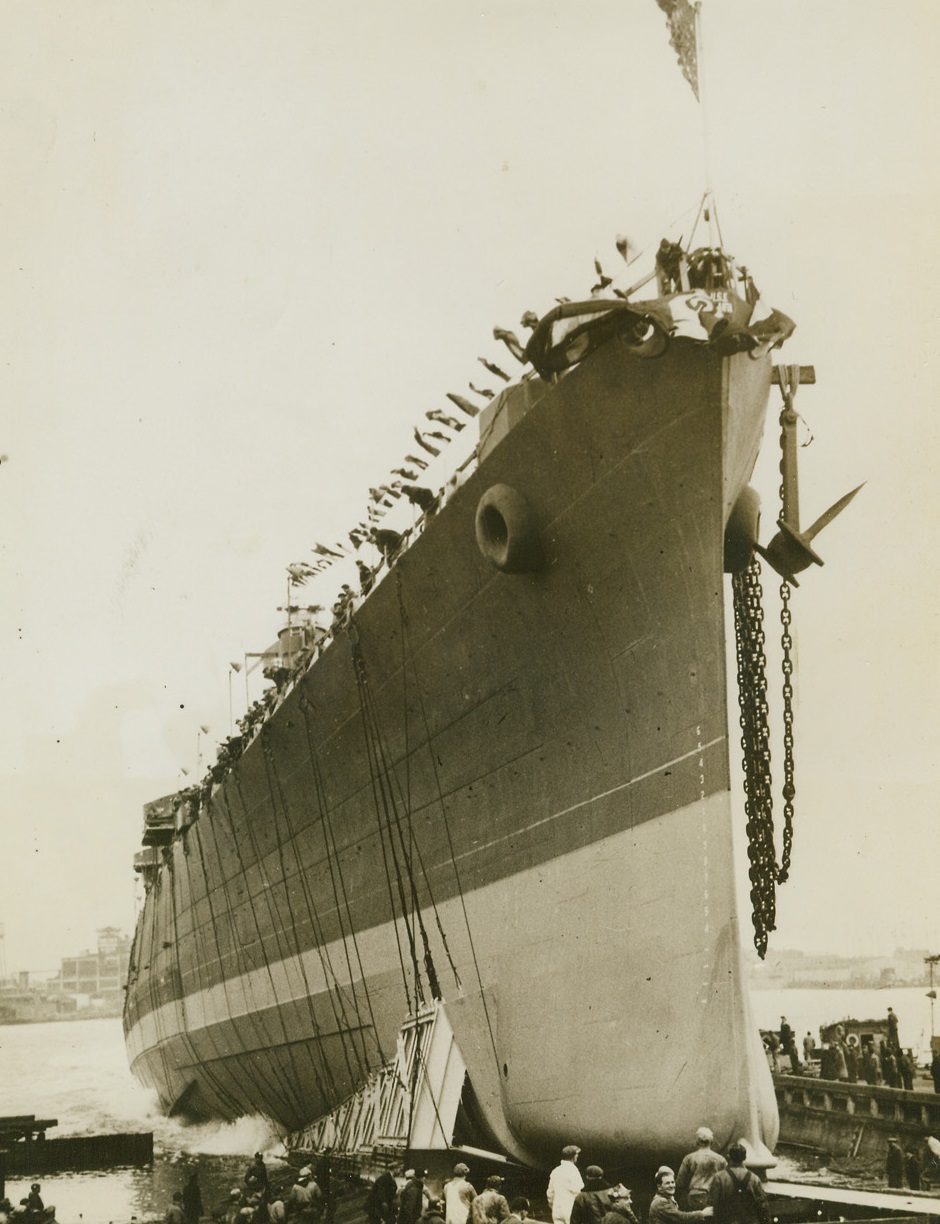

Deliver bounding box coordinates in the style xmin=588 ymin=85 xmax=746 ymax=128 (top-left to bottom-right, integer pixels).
xmin=470 ymin=1177 xmax=510 ymax=1224
xmin=245 ymin=1155 xmax=269 ymax=1200
xmin=547 ymin=1146 xmax=583 ymax=1224
xmin=398 ymin=1171 xmax=428 ymax=1224
xmin=569 ymin=1166 xmax=612 ymax=1224
xmin=708 ymin=1144 xmax=769 ymax=1224
xmin=443 ymin=1164 xmax=476 ymax=1224
xmin=675 ymin=1128 xmax=727 ymax=1211
xmin=648 ymin=1168 xmax=712 ymax=1224
xmin=286 ymin=1169 xmax=322 ymax=1224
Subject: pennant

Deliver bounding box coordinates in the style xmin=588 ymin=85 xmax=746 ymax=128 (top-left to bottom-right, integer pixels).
xmin=656 ymin=0 xmax=699 ymax=101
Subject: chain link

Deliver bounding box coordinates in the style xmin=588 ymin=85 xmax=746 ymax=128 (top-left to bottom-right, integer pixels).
xmin=732 ymin=397 xmax=798 ymax=957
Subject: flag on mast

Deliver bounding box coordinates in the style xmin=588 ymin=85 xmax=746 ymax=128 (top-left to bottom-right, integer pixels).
xmin=655 ymin=0 xmax=700 ymax=100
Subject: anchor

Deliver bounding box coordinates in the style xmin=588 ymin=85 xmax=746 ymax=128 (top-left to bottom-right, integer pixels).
xmin=755 ymin=364 xmax=864 ymax=585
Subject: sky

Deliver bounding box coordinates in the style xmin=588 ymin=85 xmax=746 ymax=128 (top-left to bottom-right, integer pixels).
xmin=1 ymin=0 xmax=938 ymax=976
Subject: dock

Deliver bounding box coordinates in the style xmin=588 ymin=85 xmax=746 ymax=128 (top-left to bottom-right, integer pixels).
xmin=0 ymin=1114 xmax=153 ymax=1175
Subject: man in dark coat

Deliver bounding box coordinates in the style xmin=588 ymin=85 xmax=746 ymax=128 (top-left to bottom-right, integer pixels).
xmin=364 ymin=1170 xmax=398 ymax=1224
xmin=708 ymin=1144 xmax=770 ymax=1224
xmin=245 ymin=1156 xmax=269 ymax=1200
xmin=887 ymin=1008 xmax=901 ymax=1053
xmin=885 ymin=1139 xmax=905 ymax=1189
xmin=183 ymin=1171 xmax=205 ymax=1224
xmin=906 ymin=1149 xmax=922 ymax=1191
xmin=398 ymin=1171 xmax=428 ymax=1224
xmin=932 ymin=1050 xmax=940 ymax=1095
xmin=569 ymin=1167 xmax=611 ymax=1224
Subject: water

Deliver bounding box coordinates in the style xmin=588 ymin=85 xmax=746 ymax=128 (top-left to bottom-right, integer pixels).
xmin=0 ymin=1018 xmax=287 ymax=1224
xmin=1 ymin=987 xmax=935 ymax=1221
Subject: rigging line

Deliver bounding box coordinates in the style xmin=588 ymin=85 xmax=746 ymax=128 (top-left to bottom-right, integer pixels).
xmin=178 ymin=825 xmax=285 ymax=1121
xmin=230 ymin=769 xmax=352 ymax=1103
xmin=350 ymin=637 xmax=423 ymax=1009
xmin=196 ymin=794 xmax=310 ymax=1122
xmin=393 ymin=580 xmax=462 ymax=990
xmin=355 ymin=638 xmax=441 ymax=1003
xmin=195 ymin=801 xmax=308 ymax=1122
xmin=219 ymin=778 xmax=336 ymax=1113
xmin=170 ymin=834 xmax=276 ymax=1123
xmin=398 ymin=613 xmax=502 ymax=1078
xmin=298 ymin=694 xmax=388 ymax=1067
xmin=259 ymin=732 xmax=372 ymax=1087
xmin=276 ymin=720 xmax=374 ymax=1080
xmin=258 ymin=732 xmax=365 ymax=1091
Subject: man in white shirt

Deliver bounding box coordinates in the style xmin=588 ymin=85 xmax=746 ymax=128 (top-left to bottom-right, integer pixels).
xmin=444 ymin=1164 xmax=476 ymax=1224
xmin=547 ymin=1145 xmax=583 ymax=1224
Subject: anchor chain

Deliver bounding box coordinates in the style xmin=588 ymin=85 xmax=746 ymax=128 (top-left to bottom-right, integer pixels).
xmin=732 ymin=557 xmax=776 ymax=958
xmin=778 ymin=578 xmax=795 ymax=883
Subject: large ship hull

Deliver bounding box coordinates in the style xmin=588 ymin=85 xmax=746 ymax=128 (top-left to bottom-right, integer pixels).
xmin=125 ymin=334 xmax=778 ymax=1165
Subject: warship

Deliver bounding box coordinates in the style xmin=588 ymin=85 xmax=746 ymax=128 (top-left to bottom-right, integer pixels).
xmin=124 ymin=202 xmax=865 ymax=1171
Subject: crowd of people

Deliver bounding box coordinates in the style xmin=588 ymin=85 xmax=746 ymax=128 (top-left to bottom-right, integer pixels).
xmin=766 ymin=1008 xmax=940 ymax=1092
xmin=166 ymin=1131 xmax=775 ymax=1224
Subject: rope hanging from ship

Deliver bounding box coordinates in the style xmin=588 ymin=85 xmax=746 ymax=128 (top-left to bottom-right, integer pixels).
xmin=348 ymin=630 xmax=443 ymax=1006
xmin=297 ymin=691 xmax=389 ymax=1066
xmin=257 ymin=729 xmax=374 ymax=1088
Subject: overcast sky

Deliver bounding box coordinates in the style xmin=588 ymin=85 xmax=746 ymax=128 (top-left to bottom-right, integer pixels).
xmin=1 ymin=0 xmax=938 ymax=976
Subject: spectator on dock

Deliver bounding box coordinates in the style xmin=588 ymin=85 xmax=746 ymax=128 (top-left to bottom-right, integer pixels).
xmin=569 ymin=1166 xmax=612 ymax=1224
xmin=900 ymin=1050 xmax=915 ymax=1092
xmin=708 ymin=1144 xmax=770 ymax=1224
xmin=883 ymin=1050 xmax=901 ymax=1089
xmin=399 ymin=1171 xmax=429 ymax=1224
xmin=906 ymin=1148 xmax=922 ymax=1191
xmin=599 ymin=1188 xmax=638 ymax=1224
xmin=885 ymin=1138 xmax=905 ymax=1189
xmin=506 ymin=1199 xmax=532 ymax=1224
xmin=887 ymin=1008 xmax=901 ymax=1054
xmin=471 ymin=1177 xmax=510 ymax=1224
xmin=420 ymin=1201 xmax=446 ymax=1224
xmin=547 ymin=1145 xmax=584 ymax=1224
xmin=860 ymin=1044 xmax=881 ymax=1086
xmin=444 ymin=1164 xmax=476 ymax=1224
xmin=844 ymin=1039 xmax=859 ymax=1083
xmin=183 ymin=1171 xmax=204 ymax=1224
xmin=675 ymin=1128 xmax=727 ymax=1211
xmin=167 ymin=1193 xmax=187 ymax=1224
xmin=364 ymin=1169 xmax=398 ymax=1224
xmin=802 ymin=1032 xmax=816 ymax=1063
xmin=246 ymin=1155 xmax=269 ymax=1199
xmin=649 ymin=1168 xmax=712 ymax=1224
xmin=287 ymin=1168 xmax=323 ymax=1224
xmin=315 ymin=1150 xmax=335 ymax=1224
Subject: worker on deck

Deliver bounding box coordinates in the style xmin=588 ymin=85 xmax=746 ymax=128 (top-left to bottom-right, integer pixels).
xmin=675 ymin=1128 xmax=727 ymax=1211
xmin=183 ymin=1170 xmax=204 ymax=1224
xmin=25 ymin=1188 xmax=44 ymax=1217
xmin=286 ymin=1168 xmax=322 ymax=1224
xmin=398 ymin=1170 xmax=428 ymax=1224
xmin=547 ymin=1145 xmax=584 ymax=1224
